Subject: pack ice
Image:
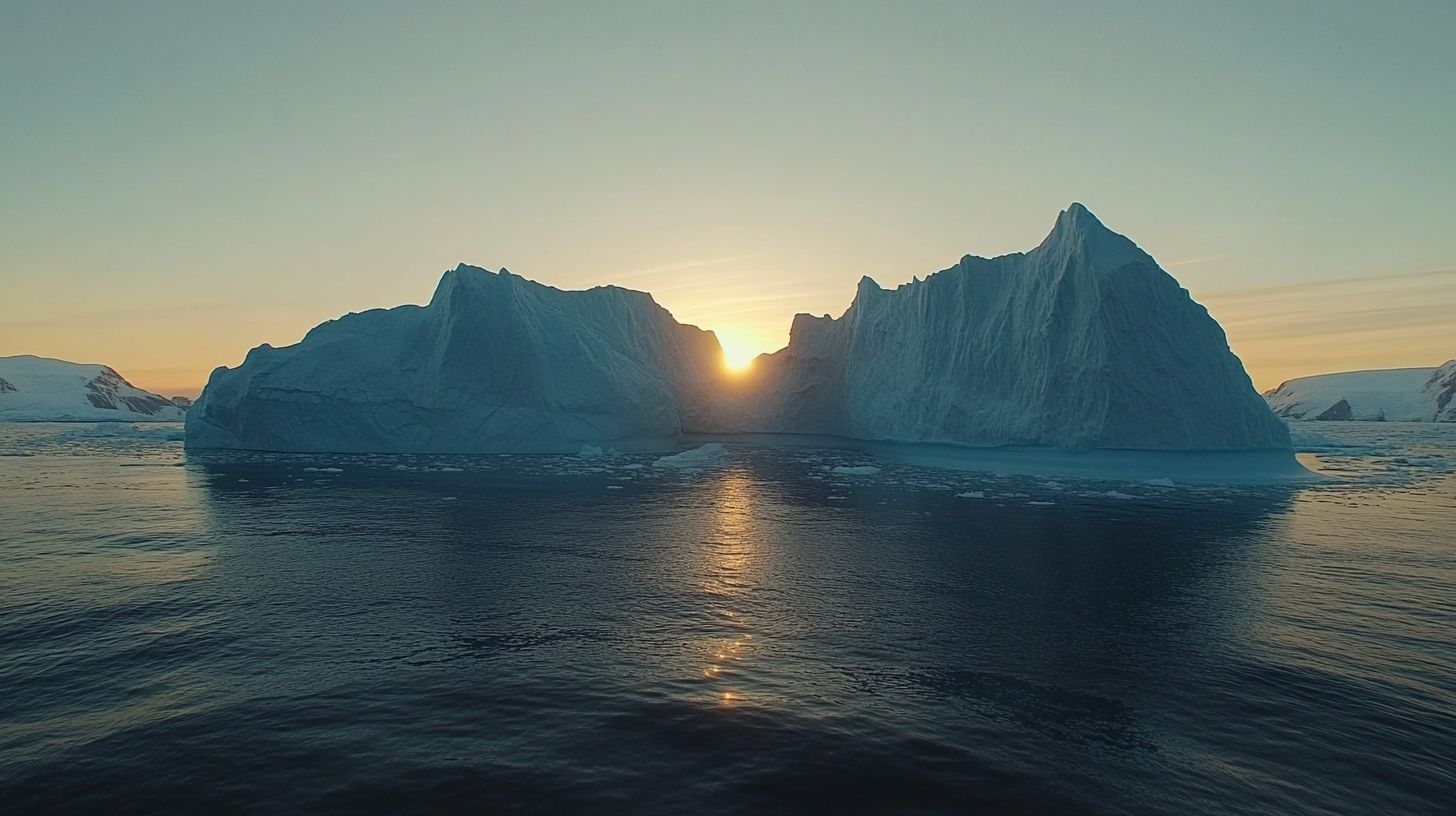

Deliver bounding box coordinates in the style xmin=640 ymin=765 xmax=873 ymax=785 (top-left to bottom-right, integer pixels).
xmin=187 ymin=205 xmax=1292 ymax=456
xmin=0 ymin=355 xmax=185 ymax=422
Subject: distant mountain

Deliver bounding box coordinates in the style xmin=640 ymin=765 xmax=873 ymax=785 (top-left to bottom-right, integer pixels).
xmin=1263 ymin=360 xmax=1456 ymax=421
xmin=0 ymin=355 xmax=185 ymax=422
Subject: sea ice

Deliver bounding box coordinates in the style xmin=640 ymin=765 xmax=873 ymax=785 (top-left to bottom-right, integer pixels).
xmin=652 ymin=443 xmax=730 ymax=469
xmin=831 ymin=465 xmax=881 ymax=476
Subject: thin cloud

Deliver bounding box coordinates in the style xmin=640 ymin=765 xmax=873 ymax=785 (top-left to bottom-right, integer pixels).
xmin=610 ymin=253 xmax=761 ymax=281
xmin=1165 ymin=252 xmax=1241 ymax=267
xmin=1222 ymin=302 xmax=1453 ymax=342
xmin=1199 ymin=266 xmax=1456 ymax=303
xmin=0 ymin=300 xmax=304 ymax=330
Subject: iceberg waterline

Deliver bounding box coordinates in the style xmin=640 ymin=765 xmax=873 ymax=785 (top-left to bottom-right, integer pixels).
xmin=186 ymin=204 xmax=1297 ymax=470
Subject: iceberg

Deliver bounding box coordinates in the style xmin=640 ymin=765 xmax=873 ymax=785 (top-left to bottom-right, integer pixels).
xmin=187 ymin=205 xmax=1294 ymax=469
xmin=0 ymin=355 xmax=185 ymax=422
xmin=733 ymin=204 xmax=1290 ymax=451
xmin=186 ymin=266 xmax=728 ymax=453
xmin=1264 ymin=360 xmax=1456 ymax=421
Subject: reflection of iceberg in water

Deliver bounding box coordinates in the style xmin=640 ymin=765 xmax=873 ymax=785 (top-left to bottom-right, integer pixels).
xmin=188 ymin=449 xmax=1302 ymax=732
xmin=8 ymin=418 xmax=1452 ymax=815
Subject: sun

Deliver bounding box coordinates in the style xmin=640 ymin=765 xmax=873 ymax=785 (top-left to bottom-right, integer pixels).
xmin=717 ymin=333 xmax=758 ymax=374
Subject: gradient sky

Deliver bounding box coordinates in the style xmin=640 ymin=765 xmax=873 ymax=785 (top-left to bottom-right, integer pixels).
xmin=2 ymin=0 xmax=1453 ymax=396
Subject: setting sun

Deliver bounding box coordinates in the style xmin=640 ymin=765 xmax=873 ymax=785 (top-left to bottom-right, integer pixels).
xmin=716 ymin=332 xmax=760 ymax=373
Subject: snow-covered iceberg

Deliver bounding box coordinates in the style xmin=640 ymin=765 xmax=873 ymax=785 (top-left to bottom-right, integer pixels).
xmin=731 ymin=204 xmax=1290 ymax=451
xmin=187 ymin=205 xmax=1293 ymax=462
xmin=0 ymin=355 xmax=185 ymax=422
xmin=185 ymin=266 xmax=727 ymax=453
xmin=1263 ymin=360 xmax=1456 ymax=421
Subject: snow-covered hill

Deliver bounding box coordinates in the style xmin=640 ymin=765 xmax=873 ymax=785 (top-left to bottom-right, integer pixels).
xmin=185 ymin=266 xmax=728 ymax=452
xmin=731 ymin=204 xmax=1290 ymax=451
xmin=0 ymin=355 xmax=185 ymax=421
xmin=1264 ymin=361 xmax=1456 ymax=421
xmin=1427 ymin=360 xmax=1456 ymax=422
xmin=187 ymin=204 xmax=1291 ymax=456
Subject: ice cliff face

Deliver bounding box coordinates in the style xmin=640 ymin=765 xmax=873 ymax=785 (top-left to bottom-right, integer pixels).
xmin=186 ymin=266 xmax=727 ymax=452
xmin=735 ymin=204 xmax=1290 ymax=450
xmin=1427 ymin=360 xmax=1456 ymax=422
xmin=1264 ymin=360 xmax=1456 ymax=422
xmin=188 ymin=205 xmax=1290 ymax=454
xmin=0 ymin=355 xmax=184 ymax=421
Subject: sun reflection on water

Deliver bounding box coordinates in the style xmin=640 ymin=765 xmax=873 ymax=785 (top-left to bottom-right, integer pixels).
xmin=699 ymin=469 xmax=759 ymax=705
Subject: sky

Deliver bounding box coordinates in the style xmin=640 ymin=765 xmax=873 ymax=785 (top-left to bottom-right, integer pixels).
xmin=2 ymin=0 xmax=1453 ymax=396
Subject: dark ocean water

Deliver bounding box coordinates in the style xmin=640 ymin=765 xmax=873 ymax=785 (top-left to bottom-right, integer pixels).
xmin=2 ymin=422 xmax=1454 ymax=815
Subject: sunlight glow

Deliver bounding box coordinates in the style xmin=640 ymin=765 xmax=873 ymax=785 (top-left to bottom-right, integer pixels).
xmin=717 ymin=333 xmax=759 ymax=373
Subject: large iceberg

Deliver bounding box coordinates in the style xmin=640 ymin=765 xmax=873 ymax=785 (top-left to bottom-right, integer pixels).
xmin=732 ymin=204 xmax=1290 ymax=451
xmin=185 ymin=267 xmax=727 ymax=452
xmin=0 ymin=355 xmax=184 ymax=422
xmin=1264 ymin=360 xmax=1456 ymax=421
xmin=187 ymin=205 xmax=1292 ymax=458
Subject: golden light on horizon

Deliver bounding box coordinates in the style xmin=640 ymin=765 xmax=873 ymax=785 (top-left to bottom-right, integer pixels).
xmin=716 ymin=330 xmax=759 ymax=373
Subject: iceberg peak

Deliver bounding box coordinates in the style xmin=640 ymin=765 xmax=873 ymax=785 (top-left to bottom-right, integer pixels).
xmin=1035 ymin=202 xmax=1149 ymax=271
xmin=1046 ymin=202 xmax=1114 ymax=243
xmin=186 ymin=204 xmax=1292 ymax=457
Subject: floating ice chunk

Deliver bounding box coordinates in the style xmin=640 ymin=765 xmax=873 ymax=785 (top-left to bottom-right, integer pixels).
xmin=578 ymin=444 xmax=605 ymax=458
xmin=1027 ymin=500 xmax=1056 ymax=506
xmin=1083 ymin=490 xmax=1135 ymax=500
xmin=606 ymin=485 xmax=623 ymax=490
xmin=304 ymin=466 xmax=344 ymax=473
xmin=831 ymin=465 xmax=881 ymax=476
xmin=1144 ymin=477 xmax=1175 ymax=487
xmin=955 ymin=491 xmax=984 ymax=498
xmin=652 ymin=443 xmax=730 ymax=469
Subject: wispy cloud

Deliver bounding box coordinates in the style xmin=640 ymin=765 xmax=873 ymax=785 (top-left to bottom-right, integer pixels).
xmin=1198 ymin=266 xmax=1456 ymax=303
xmin=1164 ymin=252 xmax=1241 ymax=267
xmin=610 ymin=254 xmax=761 ymax=281
xmin=0 ymin=300 xmax=305 ymax=330
xmin=1196 ymin=264 xmax=1456 ymax=387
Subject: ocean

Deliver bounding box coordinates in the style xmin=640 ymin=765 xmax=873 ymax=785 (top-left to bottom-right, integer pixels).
xmin=2 ymin=422 xmax=1453 ymax=814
